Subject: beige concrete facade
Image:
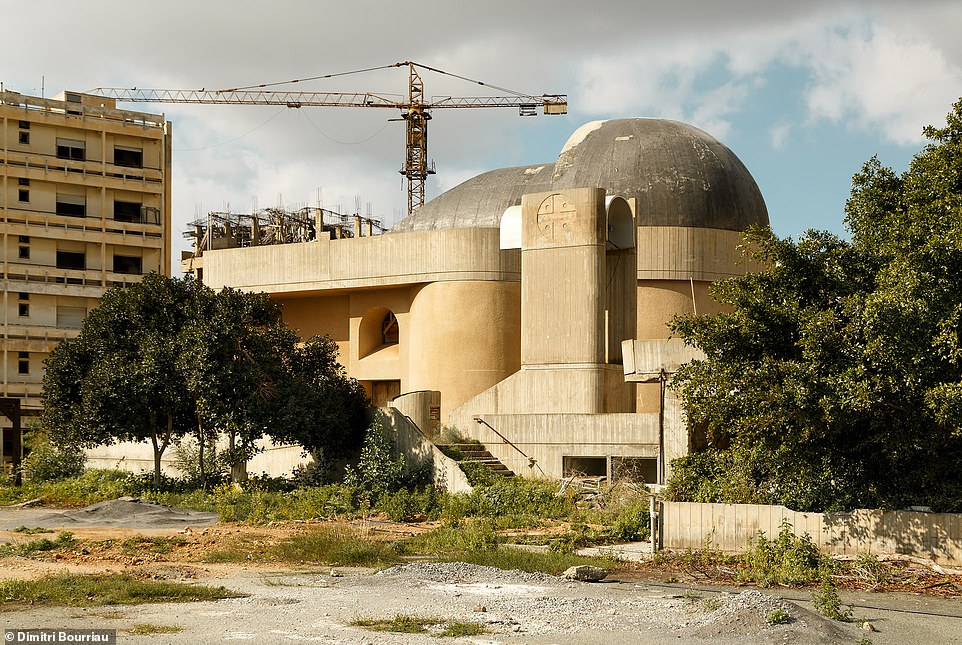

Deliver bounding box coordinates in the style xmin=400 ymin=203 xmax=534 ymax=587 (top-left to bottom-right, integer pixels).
xmin=180 ymin=118 xmax=768 ymax=484
xmin=1 ymin=90 xmax=171 ymax=465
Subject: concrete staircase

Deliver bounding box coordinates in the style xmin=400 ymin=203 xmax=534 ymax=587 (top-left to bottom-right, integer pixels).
xmin=439 ymin=442 xmax=515 ymax=478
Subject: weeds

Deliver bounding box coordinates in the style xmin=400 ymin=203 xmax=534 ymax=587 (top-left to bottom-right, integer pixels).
xmin=0 ymin=574 xmax=242 ymax=607
xmin=0 ymin=531 xmax=76 ymax=558
xmin=201 ymin=525 xmax=402 ymax=567
xmin=766 ymin=608 xmax=792 ymax=625
xmin=129 ymin=624 xmax=183 ymax=635
xmin=350 ymin=614 xmax=487 ymax=637
xmin=851 ymin=553 xmax=890 ymax=587
xmin=739 ymin=520 xmax=825 ymax=587
xmin=811 ymin=576 xmax=852 ymax=622
xmin=12 ymin=526 xmax=53 ymax=535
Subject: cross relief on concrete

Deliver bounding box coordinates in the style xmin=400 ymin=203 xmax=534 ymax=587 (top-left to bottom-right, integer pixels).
xmin=536 ymin=193 xmax=577 ymax=243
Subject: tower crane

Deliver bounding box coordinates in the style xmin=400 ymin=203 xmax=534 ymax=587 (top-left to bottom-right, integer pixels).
xmin=92 ymin=61 xmax=567 ymax=216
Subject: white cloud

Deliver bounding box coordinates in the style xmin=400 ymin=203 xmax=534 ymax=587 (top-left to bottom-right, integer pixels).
xmin=770 ymin=121 xmax=792 ymax=149
xmin=802 ymin=23 xmax=962 ymax=144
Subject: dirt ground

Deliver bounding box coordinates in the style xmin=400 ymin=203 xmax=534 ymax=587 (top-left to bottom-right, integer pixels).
xmin=1 ymin=501 xmax=961 ymax=644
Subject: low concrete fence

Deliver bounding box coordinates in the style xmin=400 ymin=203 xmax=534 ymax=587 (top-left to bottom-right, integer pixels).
xmin=661 ymin=501 xmax=962 ymax=566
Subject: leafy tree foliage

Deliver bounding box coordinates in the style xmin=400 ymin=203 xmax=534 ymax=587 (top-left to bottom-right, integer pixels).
xmin=667 ymin=99 xmax=962 ymax=512
xmin=43 ymin=274 xmax=370 ymax=485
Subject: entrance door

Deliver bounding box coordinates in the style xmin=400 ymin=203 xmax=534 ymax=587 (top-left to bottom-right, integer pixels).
xmin=370 ymin=380 xmax=401 ymax=407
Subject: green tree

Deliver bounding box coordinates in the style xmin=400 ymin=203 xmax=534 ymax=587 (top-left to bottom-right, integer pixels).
xmin=269 ymin=336 xmax=371 ymax=478
xmin=43 ymin=273 xmax=201 ymax=484
xmin=43 ymin=274 xmax=370 ymax=486
xmin=667 ymin=99 xmax=962 ymax=512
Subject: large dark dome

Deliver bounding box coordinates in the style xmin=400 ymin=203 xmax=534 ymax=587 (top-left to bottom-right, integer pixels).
xmin=392 ymin=118 xmax=768 ymax=233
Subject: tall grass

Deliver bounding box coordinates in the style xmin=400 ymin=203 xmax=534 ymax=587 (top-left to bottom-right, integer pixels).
xmin=0 ymin=574 xmax=242 ymax=607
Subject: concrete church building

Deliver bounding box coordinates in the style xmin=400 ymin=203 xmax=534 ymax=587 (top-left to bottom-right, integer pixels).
xmin=86 ymin=118 xmax=764 ymax=482
xmin=174 ymin=117 xmax=769 ymax=485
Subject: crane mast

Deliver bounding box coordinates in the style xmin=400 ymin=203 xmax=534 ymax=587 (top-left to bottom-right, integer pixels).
xmin=93 ymin=61 xmax=566 ymax=217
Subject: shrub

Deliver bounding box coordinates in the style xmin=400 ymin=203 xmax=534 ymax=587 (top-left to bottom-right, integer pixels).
xmin=19 ymin=432 xmax=85 ymax=483
xmin=811 ymin=575 xmax=852 ymax=621
xmin=739 ymin=520 xmax=825 ymax=586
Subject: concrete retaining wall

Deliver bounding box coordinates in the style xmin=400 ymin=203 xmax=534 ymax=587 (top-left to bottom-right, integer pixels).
xmin=662 ymin=501 xmax=962 ymax=566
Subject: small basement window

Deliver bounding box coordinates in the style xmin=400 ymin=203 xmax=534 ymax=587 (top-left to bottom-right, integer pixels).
xmin=611 ymin=457 xmax=658 ymax=484
xmin=562 ymin=456 xmax=607 ymax=478
xmin=18 ymin=178 xmax=29 ymax=186
xmin=56 ymin=138 xmax=85 ymax=161
xmin=114 ymin=146 xmax=143 ymax=168
xmin=56 ymin=250 xmax=86 ymax=270
xmin=113 ymin=255 xmax=142 ymax=275
xmin=56 ymin=194 xmax=86 ymax=217
xmin=18 ymin=120 xmax=29 ymax=129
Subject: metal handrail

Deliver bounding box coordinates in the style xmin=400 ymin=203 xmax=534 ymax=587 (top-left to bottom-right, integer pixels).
xmin=472 ymin=415 xmax=543 ymax=473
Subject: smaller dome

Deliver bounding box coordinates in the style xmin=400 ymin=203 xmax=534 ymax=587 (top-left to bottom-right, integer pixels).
xmin=391 ymin=164 xmax=553 ymax=232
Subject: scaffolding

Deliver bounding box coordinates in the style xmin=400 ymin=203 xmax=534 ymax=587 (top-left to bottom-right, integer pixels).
xmin=184 ymin=206 xmax=387 ymax=257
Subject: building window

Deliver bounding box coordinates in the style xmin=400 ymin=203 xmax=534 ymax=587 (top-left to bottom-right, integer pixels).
xmin=18 ymin=178 xmax=29 ymax=186
xmin=382 ymin=311 xmax=399 ymax=345
xmin=18 ymin=120 xmax=29 ymax=129
xmin=56 ymin=138 xmax=86 ymax=161
xmin=18 ymin=352 xmax=29 ymax=375
xmin=114 ymin=146 xmax=143 ymax=168
xmin=113 ymin=255 xmax=143 ymax=275
xmin=113 ymin=200 xmax=142 ymax=223
xmin=18 ymin=236 xmax=29 ymax=244
xmin=18 ymin=303 xmax=29 ymax=317
xmin=56 ymin=250 xmax=86 ymax=270
xmin=18 ymin=293 xmax=29 ymax=300
xmin=18 ymin=132 xmax=29 ymax=145
xmin=18 ymin=189 xmax=29 ymax=203
xmin=57 ymin=305 xmax=86 ymax=328
xmin=55 ymin=194 xmax=86 ymax=217
xmin=18 ymin=246 xmax=29 ymax=259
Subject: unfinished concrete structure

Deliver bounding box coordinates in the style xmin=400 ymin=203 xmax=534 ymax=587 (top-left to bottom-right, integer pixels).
xmin=97 ymin=118 xmax=767 ymax=482
xmin=0 ymin=90 xmax=171 ymax=470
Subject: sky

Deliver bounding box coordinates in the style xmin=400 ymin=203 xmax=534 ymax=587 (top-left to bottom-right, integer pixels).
xmin=4 ymin=1 xmax=961 ymax=258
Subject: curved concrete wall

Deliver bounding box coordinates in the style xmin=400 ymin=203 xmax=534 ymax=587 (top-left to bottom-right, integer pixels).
xmin=408 ymin=280 xmax=521 ymax=419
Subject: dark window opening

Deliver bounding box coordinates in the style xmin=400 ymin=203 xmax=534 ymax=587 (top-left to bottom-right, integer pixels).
xmin=113 ymin=200 xmax=142 ymax=223
xmin=56 ymin=250 xmax=86 ymax=270
xmin=562 ymin=456 xmax=607 ymax=478
xmin=18 ymin=132 xmax=29 ymax=145
xmin=18 ymin=236 xmax=30 ymax=244
xmin=56 ymin=139 xmax=85 ymax=161
xmin=18 ymin=120 xmax=29 ymax=129
xmin=18 ymin=178 xmax=29 ymax=186
xmin=18 ymin=352 xmax=29 ymax=375
xmin=611 ymin=457 xmax=658 ymax=484
xmin=18 ymin=246 xmax=29 ymax=259
xmin=113 ymin=146 xmax=143 ymax=168
xmin=18 ymin=303 xmax=29 ymax=317
xmin=382 ymin=311 xmax=399 ymax=345
xmin=18 ymin=190 xmax=28 ymax=202
xmin=56 ymin=195 xmax=86 ymax=217
xmin=113 ymin=255 xmax=142 ymax=275
xmin=18 ymin=293 xmax=29 ymax=301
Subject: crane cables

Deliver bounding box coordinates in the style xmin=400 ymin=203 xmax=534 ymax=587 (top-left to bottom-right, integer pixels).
xmin=216 ymin=61 xmax=544 ymax=102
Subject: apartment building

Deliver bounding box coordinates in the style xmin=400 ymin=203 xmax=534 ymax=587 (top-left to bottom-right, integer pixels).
xmin=0 ymin=89 xmax=171 ymax=469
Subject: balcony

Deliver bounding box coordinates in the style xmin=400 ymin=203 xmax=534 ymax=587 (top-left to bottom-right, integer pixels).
xmin=2 ymin=208 xmax=163 ymax=246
